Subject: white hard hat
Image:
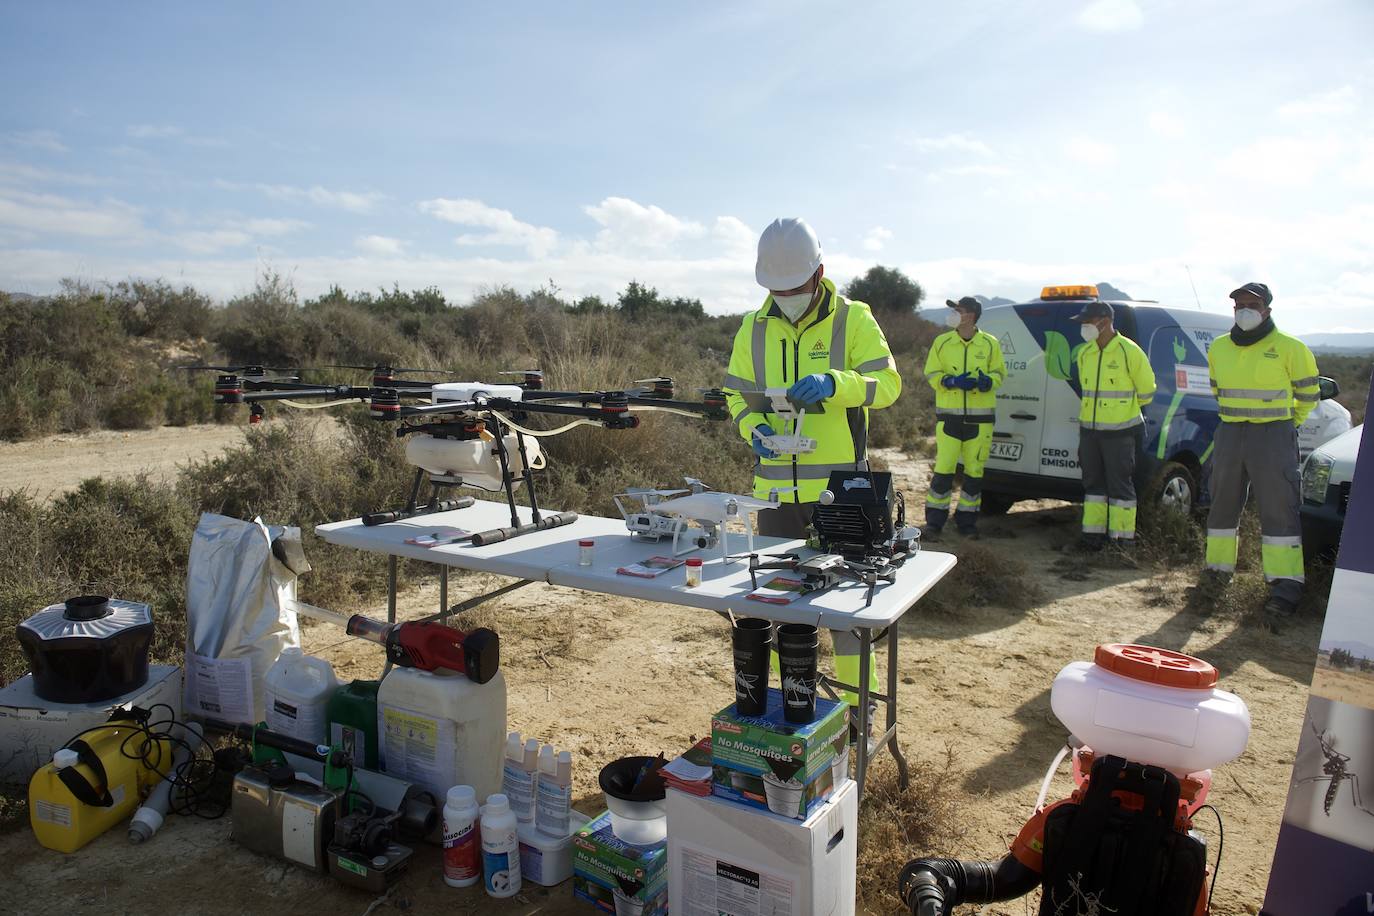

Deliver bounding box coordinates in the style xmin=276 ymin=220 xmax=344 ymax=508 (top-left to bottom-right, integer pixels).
xmin=755 ymin=218 xmax=822 ymax=290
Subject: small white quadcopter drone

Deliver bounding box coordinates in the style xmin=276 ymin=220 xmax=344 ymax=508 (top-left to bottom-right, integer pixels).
xmin=739 ymin=388 xmax=818 ymax=456
xmin=616 ymin=481 xmax=797 ymax=562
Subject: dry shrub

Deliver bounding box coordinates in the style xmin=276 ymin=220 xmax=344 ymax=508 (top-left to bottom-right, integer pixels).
xmin=923 ymin=542 xmax=1045 ymax=614
xmin=856 ymin=747 xmax=966 ymax=914
xmin=1138 ymin=500 xmax=1204 ymax=568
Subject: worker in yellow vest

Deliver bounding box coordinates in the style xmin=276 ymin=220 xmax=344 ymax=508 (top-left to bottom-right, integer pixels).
xmin=1204 ymin=282 xmax=1319 ymax=631
xmin=1072 ymin=301 xmax=1156 ymax=551
xmin=722 ymin=217 xmax=902 ymax=715
xmin=922 ymin=296 xmax=1005 ymax=540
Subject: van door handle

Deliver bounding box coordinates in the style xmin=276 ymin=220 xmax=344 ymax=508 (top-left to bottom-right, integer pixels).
xmin=1010 ymin=412 xmax=1037 ymax=421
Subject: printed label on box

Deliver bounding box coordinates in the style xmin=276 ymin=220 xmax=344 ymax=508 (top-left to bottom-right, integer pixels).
xmin=379 ymin=705 xmax=456 ymax=799
xmin=187 ymin=653 xmax=254 ymax=723
xmin=677 ymin=842 xmax=798 ymax=916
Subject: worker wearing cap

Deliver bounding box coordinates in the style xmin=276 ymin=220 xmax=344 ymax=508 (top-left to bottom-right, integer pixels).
xmin=1204 ymin=282 xmax=1319 ymax=628
xmin=922 ymin=296 xmax=1005 ymax=540
xmin=722 ymin=217 xmax=902 ymax=711
xmin=1073 ymin=302 xmax=1156 ymax=550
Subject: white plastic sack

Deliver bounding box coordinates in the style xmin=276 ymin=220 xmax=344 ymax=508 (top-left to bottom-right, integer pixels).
xmin=184 ymin=513 xmax=309 ymax=724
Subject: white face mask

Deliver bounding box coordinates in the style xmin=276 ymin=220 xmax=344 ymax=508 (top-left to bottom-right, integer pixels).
xmin=945 ymin=311 xmax=962 ymax=328
xmin=773 ymin=290 xmax=815 ymax=322
xmin=1234 ymin=308 xmax=1264 ymax=332
xmin=1080 ymin=323 xmax=1100 ymax=343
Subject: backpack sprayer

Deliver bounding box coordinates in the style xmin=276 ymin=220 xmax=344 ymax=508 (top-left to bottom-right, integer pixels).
xmin=898 ymin=645 xmax=1250 ymax=916
xmin=207 ymin=719 xmax=438 ymax=893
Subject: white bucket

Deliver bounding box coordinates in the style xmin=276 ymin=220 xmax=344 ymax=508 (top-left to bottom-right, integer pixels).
xmin=613 ymin=889 xmax=646 ymax=916
xmin=263 ymin=647 xmax=338 ymax=745
xmin=761 ymin=772 xmax=804 ymax=818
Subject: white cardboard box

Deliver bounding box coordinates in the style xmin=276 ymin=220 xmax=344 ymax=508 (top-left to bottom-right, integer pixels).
xmin=0 ymin=665 xmax=182 ymax=786
xmin=667 ymin=778 xmax=856 ymax=916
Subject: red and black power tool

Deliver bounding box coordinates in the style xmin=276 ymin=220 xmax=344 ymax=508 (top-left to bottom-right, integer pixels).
xmin=345 ymin=616 xmax=500 ymax=684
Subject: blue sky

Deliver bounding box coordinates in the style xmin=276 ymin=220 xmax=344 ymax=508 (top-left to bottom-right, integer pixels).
xmin=2 ymin=1 xmax=1372 ymax=332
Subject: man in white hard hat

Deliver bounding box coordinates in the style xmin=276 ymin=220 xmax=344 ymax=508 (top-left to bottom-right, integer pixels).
xmin=722 ymin=217 xmax=902 ymax=722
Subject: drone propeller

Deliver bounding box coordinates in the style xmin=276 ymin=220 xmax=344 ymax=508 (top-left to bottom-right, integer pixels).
xmin=174 ymin=364 xmax=298 ymax=374
xmin=682 ymin=476 xmax=712 ymax=492
xmin=318 ymin=364 xmax=457 ymax=374
xmin=625 ymin=487 xmax=690 ymax=498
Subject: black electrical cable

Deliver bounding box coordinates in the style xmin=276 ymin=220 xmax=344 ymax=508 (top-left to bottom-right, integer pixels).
xmin=1197 ymin=803 xmax=1224 ymax=913
xmin=57 ymin=703 xmax=232 ymax=820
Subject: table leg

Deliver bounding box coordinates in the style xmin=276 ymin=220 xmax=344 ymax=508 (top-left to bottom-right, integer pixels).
xmin=383 ymin=555 xmax=398 ymax=676
xmin=440 ymin=566 xmax=448 ymax=619
xmin=888 ymin=620 xmax=909 ymax=790
xmin=855 ymin=628 xmax=872 ymax=807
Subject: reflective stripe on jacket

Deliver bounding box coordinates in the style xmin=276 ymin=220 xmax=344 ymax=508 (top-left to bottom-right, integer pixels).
xmin=722 ymin=277 xmax=902 ymax=502
xmin=1207 ymin=326 xmax=1320 ymax=424
xmin=923 ymin=329 xmax=1005 ymax=423
xmin=1076 ymin=334 xmax=1156 ymax=431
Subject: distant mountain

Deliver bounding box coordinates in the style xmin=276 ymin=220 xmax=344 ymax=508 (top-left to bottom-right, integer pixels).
xmin=1302 ymin=332 xmax=1374 ymax=355
xmin=1096 ymin=282 xmax=1134 ymax=301
xmin=975 ymin=294 xmax=1016 ymax=308
xmin=2 ymin=290 xmax=39 ymax=302
xmin=1321 ymin=639 xmax=1374 ymax=659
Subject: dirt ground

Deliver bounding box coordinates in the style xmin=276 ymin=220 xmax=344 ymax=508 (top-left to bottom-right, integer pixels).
xmin=0 ymin=429 xmax=1322 ymax=915
xmin=0 ymin=424 xmax=247 ymax=500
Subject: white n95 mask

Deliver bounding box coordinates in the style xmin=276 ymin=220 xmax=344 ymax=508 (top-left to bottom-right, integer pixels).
xmin=1234 ymin=308 xmax=1263 ymax=331
xmin=945 ymin=311 xmax=962 ymax=328
xmin=1080 ymin=323 xmax=1100 ymax=343
xmin=773 ymin=291 xmax=814 ymax=322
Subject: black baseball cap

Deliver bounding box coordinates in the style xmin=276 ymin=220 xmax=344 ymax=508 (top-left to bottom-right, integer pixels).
xmin=1229 ymin=282 xmax=1273 ymax=307
xmin=1072 ymin=301 xmax=1114 ymax=321
xmin=945 ymin=296 xmax=982 ymax=320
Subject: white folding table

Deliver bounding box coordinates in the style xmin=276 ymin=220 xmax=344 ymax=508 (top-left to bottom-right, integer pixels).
xmin=316 ymin=499 xmax=956 ymax=803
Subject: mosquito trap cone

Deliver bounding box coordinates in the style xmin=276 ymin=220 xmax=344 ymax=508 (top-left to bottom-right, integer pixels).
xmin=599 ymin=755 xmax=668 ymax=845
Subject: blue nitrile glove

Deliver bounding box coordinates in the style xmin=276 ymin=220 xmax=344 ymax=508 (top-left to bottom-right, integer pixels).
xmin=954 ymin=373 xmax=978 ymax=391
xmin=751 ymin=425 xmax=778 ymax=459
xmin=940 ymin=374 xmax=959 ymax=389
xmin=788 ymin=373 xmax=835 ymax=405
xmin=976 ymin=370 xmax=993 ymax=392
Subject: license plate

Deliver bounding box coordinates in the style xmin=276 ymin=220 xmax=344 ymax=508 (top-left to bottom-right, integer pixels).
xmin=990 ymin=440 xmax=1022 ymax=461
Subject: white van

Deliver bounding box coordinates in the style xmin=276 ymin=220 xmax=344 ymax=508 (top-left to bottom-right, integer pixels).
xmin=1300 ymin=424 xmax=1362 ymax=559
xmin=977 ymin=285 xmax=1350 ymax=514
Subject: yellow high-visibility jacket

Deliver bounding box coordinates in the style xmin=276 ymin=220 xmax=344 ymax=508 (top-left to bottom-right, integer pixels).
xmin=1076 ymin=333 xmax=1157 ymax=431
xmin=924 ymin=329 xmax=1005 ymax=423
xmin=1207 ymin=326 xmax=1320 ymax=424
xmin=722 ymin=278 xmax=902 ymax=502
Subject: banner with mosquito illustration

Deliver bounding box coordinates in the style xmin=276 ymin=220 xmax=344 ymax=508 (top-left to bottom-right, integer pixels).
xmin=1262 ymin=389 xmax=1374 ymax=916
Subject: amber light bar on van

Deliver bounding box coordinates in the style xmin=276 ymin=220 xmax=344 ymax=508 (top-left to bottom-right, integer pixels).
xmin=1041 ymin=285 xmax=1099 ymax=300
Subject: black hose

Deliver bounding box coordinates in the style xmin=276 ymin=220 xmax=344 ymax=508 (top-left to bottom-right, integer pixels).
xmin=898 ymin=854 xmax=1041 ymax=915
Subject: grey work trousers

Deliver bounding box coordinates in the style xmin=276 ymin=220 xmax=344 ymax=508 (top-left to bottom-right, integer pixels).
xmin=1078 ymin=427 xmax=1142 ymax=539
xmin=1206 ymin=420 xmax=1304 ymax=603
xmin=756 ymin=501 xmax=876 ymax=706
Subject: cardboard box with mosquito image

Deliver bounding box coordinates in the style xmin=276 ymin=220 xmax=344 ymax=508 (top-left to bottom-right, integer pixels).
xmin=572 ymin=810 xmax=668 ymax=916
xmin=710 ymin=688 xmax=849 ymax=820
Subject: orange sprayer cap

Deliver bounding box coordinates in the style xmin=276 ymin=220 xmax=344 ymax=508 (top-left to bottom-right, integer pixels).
xmin=1094 ymin=643 xmax=1218 ymax=689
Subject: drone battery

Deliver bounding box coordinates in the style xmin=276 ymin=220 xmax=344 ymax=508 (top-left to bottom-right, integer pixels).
xmin=431 ymin=382 xmax=524 ymax=403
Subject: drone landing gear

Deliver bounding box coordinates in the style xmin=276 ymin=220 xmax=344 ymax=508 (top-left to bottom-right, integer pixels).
xmin=362 ymin=468 xmax=477 ymax=526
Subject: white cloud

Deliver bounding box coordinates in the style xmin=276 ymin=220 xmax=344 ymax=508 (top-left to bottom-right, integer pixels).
xmin=127 ymin=124 xmax=184 ymax=139
xmin=216 ymin=180 xmax=386 ymax=213
xmin=862 ymin=226 xmax=893 ymax=252
xmin=1063 ymin=137 xmax=1117 ymax=165
xmin=0 ymin=161 xmax=103 ymax=187
xmin=909 ymin=133 xmax=995 ymax=158
xmin=4 ymin=130 xmax=68 ymax=153
xmin=0 ymin=189 xmax=143 ymax=238
xmin=356 ymin=234 xmax=406 ymax=256
xmin=1278 ymin=86 xmax=1358 ymax=118
xmin=1077 ymin=0 xmax=1144 ymax=31
xmin=583 ymin=197 xmax=706 ymax=251
xmin=712 ymin=216 xmax=755 ymax=257
xmin=420 ymin=197 xmax=559 ymax=257
xmin=1147 ymin=111 xmax=1185 ymax=138
xmin=1221 ymin=135 xmax=1342 ymax=187
xmin=927 ymin=164 xmax=1013 ymax=182
xmin=170 ymin=218 xmax=309 ymax=254
xmin=244 ymin=218 xmax=310 ymax=236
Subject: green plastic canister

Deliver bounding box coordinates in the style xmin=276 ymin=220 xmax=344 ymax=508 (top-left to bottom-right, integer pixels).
xmin=327 ymin=679 xmax=380 ymax=769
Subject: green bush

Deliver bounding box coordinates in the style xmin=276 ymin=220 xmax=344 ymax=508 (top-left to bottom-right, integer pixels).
xmin=104 ymin=380 xmax=167 ymax=430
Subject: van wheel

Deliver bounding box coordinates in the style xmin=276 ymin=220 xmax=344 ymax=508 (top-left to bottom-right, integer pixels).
xmin=1154 ymin=462 xmax=1196 ymax=515
xmin=981 ymin=493 xmax=1016 ymax=516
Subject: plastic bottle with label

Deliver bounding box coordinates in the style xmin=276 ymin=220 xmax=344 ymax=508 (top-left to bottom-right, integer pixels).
xmin=481 ymin=793 xmax=521 ymax=898
xmin=509 ymin=738 xmax=537 ymax=823
xmin=327 ymin=679 xmax=379 ymax=769
xmin=501 ymin=732 xmax=531 ymax=820
xmin=442 ymin=785 xmax=481 ymax=888
xmin=263 ymin=647 xmax=339 ymax=745
xmin=535 ymin=746 xmax=572 ymax=837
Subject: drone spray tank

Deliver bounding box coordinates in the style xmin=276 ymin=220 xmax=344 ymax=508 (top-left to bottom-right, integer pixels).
xmin=897 ymin=645 xmax=1251 ymax=916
